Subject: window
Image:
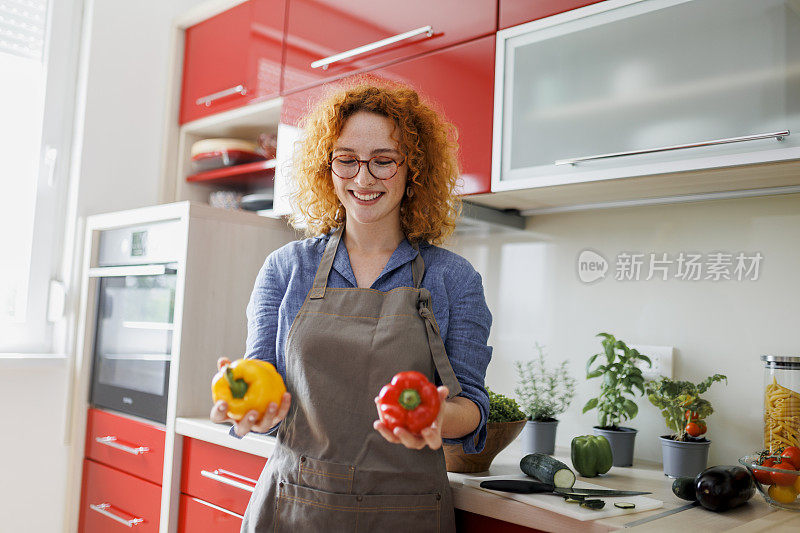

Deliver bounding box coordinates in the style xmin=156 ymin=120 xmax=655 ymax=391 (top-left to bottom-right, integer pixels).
xmin=0 ymin=0 xmax=81 ymax=353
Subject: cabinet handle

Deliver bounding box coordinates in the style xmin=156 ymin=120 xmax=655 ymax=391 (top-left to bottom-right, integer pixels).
xmin=195 ymin=84 xmax=247 ymax=107
xmin=554 ymin=130 xmax=790 ymax=166
xmin=95 ymin=436 xmax=151 ymax=456
xmin=310 ymin=25 xmax=434 ymax=70
xmin=190 ymin=497 xmax=245 ymax=520
xmin=200 ymin=468 xmax=257 ymax=493
xmin=89 ymin=503 xmax=144 ymax=527
xmin=88 ymin=264 xmax=176 ymax=278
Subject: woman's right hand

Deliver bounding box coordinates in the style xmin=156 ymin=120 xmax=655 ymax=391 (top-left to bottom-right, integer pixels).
xmin=209 ymin=357 xmax=292 ymax=437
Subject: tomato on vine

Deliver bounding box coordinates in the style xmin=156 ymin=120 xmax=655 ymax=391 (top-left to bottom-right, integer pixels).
xmin=685 ymin=422 xmax=702 ymax=438
xmin=770 ymin=460 xmax=798 ymax=487
xmin=781 ymin=446 xmax=800 ymax=469
xmin=754 ymin=457 xmax=775 ymax=485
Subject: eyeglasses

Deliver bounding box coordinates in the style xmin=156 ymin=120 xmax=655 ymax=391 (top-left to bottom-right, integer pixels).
xmin=330 ymin=154 xmax=405 ymax=180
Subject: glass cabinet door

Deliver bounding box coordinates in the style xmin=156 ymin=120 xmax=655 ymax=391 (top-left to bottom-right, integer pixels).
xmin=496 ymin=0 xmax=800 ymax=189
xmin=94 ymin=273 xmax=176 ymax=397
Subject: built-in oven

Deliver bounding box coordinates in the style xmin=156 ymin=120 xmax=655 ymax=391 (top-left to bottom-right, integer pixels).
xmin=88 ymin=221 xmax=181 ymax=424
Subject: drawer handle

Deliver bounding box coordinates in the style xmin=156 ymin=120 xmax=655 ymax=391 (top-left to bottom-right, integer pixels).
xmin=195 ymin=84 xmax=247 ymax=107
xmin=191 ymin=497 xmax=245 ymax=520
xmin=554 ymin=130 xmax=790 ymax=166
xmin=310 ymin=25 xmax=434 ymax=70
xmin=89 ymin=503 xmax=144 ymax=527
xmin=200 ymin=468 xmax=257 ymax=493
xmin=95 ymin=436 xmax=151 ymax=456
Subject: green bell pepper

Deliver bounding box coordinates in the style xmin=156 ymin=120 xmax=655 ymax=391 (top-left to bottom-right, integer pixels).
xmin=570 ymin=435 xmax=613 ymax=477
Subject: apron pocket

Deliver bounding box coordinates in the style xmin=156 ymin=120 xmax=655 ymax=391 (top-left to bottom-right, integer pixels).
xmin=298 ymin=455 xmax=355 ymax=493
xmin=275 ymin=481 xmax=357 ymax=532
xmin=355 ymin=491 xmax=441 ymax=533
xmin=275 ymin=481 xmax=441 ymax=533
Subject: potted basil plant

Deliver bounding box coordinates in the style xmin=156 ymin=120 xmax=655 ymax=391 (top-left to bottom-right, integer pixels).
xmin=645 ymin=374 xmax=727 ymax=478
xmin=583 ymin=333 xmax=651 ymax=467
xmin=514 ymin=343 xmax=576 ymax=455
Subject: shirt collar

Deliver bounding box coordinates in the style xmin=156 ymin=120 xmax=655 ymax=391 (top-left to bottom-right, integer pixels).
xmin=331 ymin=235 xmax=421 ymax=288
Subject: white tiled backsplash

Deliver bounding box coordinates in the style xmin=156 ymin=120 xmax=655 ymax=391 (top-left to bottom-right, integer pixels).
xmin=448 ymin=192 xmax=800 ymax=466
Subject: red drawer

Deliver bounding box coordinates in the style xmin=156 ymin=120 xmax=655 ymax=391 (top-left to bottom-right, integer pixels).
xmin=181 ymin=437 xmax=268 ymax=515
xmin=178 ymin=494 xmax=243 ymax=533
xmin=85 ymin=408 xmax=165 ymax=485
xmin=78 ymin=459 xmax=161 ymax=533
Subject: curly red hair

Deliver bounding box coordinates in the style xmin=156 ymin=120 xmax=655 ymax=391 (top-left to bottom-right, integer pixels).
xmin=288 ymin=78 xmax=462 ymax=244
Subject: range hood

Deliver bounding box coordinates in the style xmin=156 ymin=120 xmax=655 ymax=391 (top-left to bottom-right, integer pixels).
xmin=456 ymin=201 xmax=526 ymax=233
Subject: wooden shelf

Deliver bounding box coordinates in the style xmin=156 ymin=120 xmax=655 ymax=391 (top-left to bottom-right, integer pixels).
xmin=186 ymin=159 xmax=276 ymax=188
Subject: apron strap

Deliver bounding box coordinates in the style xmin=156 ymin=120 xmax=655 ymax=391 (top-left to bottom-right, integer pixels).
xmin=412 ymin=241 xmax=462 ymax=399
xmin=309 ymin=226 xmax=342 ymax=299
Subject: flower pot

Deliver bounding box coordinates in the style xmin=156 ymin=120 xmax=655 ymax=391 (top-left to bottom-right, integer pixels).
xmin=521 ymin=419 xmax=559 ymax=455
xmin=659 ymin=435 xmax=711 ymax=478
xmin=443 ymin=419 xmax=526 ymax=473
xmin=593 ymin=426 xmax=638 ymax=467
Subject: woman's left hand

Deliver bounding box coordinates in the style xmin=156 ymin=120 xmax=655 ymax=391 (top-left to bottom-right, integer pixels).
xmin=373 ymin=386 xmax=448 ymax=450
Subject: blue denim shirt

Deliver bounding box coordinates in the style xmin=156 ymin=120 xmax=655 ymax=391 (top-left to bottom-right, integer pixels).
xmin=229 ymin=232 xmax=493 ymax=453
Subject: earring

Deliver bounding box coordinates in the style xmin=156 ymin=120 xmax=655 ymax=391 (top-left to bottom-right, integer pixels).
xmin=406 ymin=185 xmax=414 ymax=198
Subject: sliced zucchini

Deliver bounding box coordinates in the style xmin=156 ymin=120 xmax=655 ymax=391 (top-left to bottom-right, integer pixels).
xmin=520 ymin=454 xmax=576 ymax=488
xmin=614 ymin=502 xmax=636 ymax=509
xmin=580 ymin=499 xmax=606 ymax=510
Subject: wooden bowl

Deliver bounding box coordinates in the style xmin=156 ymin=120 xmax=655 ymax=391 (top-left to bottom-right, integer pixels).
xmin=444 ymin=419 xmax=526 ymax=473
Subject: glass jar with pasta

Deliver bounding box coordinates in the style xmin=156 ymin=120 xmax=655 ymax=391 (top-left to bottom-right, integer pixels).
xmin=762 ymin=355 xmax=800 ymax=453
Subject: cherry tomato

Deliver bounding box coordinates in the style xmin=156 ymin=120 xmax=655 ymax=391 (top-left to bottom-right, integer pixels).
xmin=697 ymin=421 xmax=707 ymax=435
xmin=684 ymin=410 xmax=699 ymax=422
xmin=754 ymin=458 xmax=775 ymax=485
xmin=770 ymin=460 xmax=798 ymax=486
xmin=781 ymin=446 xmax=800 ymax=469
xmin=685 ymin=422 xmax=701 ymax=437
xmin=768 ymin=484 xmax=798 ymax=504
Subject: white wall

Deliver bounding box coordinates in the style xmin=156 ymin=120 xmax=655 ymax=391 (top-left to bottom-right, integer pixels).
xmin=0 ymin=1 xmax=209 ymax=532
xmin=449 ymin=192 xmax=800 ymax=467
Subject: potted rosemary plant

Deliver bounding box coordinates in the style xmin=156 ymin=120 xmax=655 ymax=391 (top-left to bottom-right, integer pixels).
xmin=515 ymin=343 xmax=576 ymax=455
xmin=583 ymin=333 xmax=651 ymax=467
xmin=645 ymin=374 xmax=727 ymax=478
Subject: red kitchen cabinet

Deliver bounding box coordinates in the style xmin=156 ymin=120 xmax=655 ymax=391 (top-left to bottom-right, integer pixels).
xmin=181 ymin=437 xmax=268 ymax=516
xmin=178 ymin=494 xmax=243 ymax=533
xmin=78 ymin=459 xmax=162 ymax=533
xmin=180 ymin=0 xmax=286 ymax=124
xmin=372 ymin=36 xmax=495 ymax=195
xmin=278 ymin=36 xmax=494 ymax=196
xmin=84 ymin=407 xmax=166 ymax=485
xmin=499 ymin=0 xmax=605 ymax=30
xmin=282 ymin=0 xmax=496 ymax=94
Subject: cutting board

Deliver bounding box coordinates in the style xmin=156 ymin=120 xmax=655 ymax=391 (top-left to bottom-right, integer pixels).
xmin=462 ymin=474 xmax=663 ymax=521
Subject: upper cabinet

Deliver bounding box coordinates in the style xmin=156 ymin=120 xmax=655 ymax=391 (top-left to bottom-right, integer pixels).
xmin=180 ymin=0 xmax=286 ymax=124
xmin=487 ymin=0 xmax=800 ymax=207
xmin=281 ymin=0 xmax=496 ymax=94
xmin=499 ymin=0 xmax=604 ymax=29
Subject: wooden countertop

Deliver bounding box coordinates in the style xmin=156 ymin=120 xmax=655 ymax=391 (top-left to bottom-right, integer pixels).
xmin=175 ymin=418 xmax=800 ymax=531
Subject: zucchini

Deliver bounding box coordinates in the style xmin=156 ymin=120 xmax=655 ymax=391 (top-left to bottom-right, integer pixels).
xmin=614 ymin=502 xmax=635 ymax=509
xmin=520 ymin=454 xmax=576 ymax=488
xmin=672 ymin=477 xmax=698 ymax=502
xmin=580 ymin=499 xmax=606 ymax=510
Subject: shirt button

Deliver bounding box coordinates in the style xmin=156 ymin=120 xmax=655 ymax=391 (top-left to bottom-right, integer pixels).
xmin=356 ymin=495 xmax=363 ymax=502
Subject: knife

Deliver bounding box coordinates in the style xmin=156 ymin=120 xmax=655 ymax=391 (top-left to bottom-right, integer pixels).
xmin=479 ymin=479 xmax=651 ymax=497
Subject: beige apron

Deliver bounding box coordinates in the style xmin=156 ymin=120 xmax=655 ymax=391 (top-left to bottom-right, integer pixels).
xmin=241 ymin=228 xmax=463 ymax=533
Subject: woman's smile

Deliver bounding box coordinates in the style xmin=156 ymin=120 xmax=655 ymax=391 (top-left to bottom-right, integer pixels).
xmin=350 ymin=189 xmax=385 ymax=202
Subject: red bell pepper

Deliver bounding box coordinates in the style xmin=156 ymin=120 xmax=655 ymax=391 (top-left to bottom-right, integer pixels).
xmin=377 ymin=371 xmax=440 ymax=435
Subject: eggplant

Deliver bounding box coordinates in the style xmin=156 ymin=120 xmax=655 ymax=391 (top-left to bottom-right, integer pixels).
xmin=694 ymin=465 xmax=755 ymax=512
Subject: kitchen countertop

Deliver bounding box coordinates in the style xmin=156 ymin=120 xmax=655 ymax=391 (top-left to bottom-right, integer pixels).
xmin=175 ymin=418 xmax=800 ymax=531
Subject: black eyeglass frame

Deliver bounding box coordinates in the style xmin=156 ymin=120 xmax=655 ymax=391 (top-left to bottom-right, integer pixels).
xmin=329 ymin=154 xmax=406 ymax=180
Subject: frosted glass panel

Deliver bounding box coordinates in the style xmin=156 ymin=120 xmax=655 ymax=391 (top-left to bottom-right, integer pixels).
xmin=504 ymin=0 xmax=800 ymax=179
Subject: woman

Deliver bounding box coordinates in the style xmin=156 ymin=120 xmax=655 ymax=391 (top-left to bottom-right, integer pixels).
xmin=210 ymin=81 xmax=492 ymax=532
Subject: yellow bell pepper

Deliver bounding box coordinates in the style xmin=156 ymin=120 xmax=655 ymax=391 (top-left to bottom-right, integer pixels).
xmin=211 ymin=358 xmax=286 ymax=421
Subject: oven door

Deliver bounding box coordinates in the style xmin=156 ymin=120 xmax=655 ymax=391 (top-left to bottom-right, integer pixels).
xmin=88 ymin=264 xmax=177 ymax=424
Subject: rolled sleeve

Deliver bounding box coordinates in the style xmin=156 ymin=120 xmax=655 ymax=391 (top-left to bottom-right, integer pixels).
xmin=230 ymin=251 xmax=287 ymax=440
xmin=442 ymin=268 xmax=493 ymax=454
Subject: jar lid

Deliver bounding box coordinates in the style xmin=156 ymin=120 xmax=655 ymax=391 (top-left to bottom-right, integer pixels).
xmin=761 ymin=355 xmax=800 ymax=366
